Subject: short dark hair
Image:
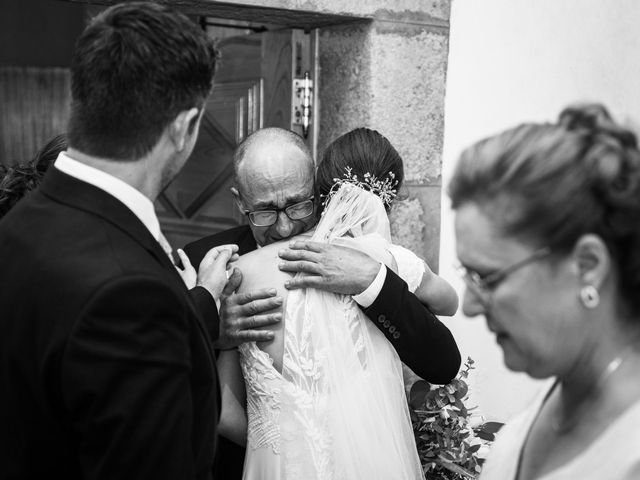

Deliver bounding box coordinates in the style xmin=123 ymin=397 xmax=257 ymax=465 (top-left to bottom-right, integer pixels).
xmin=448 ymin=103 xmax=640 ymax=315
xmin=316 ymin=128 xmax=404 ymax=212
xmin=67 ymin=2 xmax=218 ymax=160
xmin=0 ymin=134 xmax=67 ymax=218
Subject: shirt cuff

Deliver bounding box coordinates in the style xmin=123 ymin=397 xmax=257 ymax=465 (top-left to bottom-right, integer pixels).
xmin=353 ymin=263 xmax=386 ymax=308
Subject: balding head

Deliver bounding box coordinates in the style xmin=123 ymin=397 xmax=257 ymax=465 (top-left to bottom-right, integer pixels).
xmin=231 ymin=127 xmax=317 ymax=246
xmin=233 ymin=127 xmax=313 ymax=185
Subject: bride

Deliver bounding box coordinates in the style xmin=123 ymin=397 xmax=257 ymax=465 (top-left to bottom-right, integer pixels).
xmin=218 ymin=128 xmax=457 ymax=479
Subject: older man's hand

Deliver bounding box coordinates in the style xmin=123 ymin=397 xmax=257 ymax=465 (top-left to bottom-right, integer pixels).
xmin=278 ymin=240 xmax=380 ymax=295
xmin=215 ymin=267 xmax=283 ymax=350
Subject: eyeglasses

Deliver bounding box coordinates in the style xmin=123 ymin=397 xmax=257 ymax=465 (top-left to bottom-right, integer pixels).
xmin=243 ymin=197 xmax=315 ymax=227
xmin=457 ymin=247 xmax=551 ymax=305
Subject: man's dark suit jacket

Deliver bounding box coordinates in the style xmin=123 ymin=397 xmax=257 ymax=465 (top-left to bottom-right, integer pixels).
xmin=185 ymin=225 xmax=462 ymax=479
xmin=0 ymin=168 xmax=220 ymax=480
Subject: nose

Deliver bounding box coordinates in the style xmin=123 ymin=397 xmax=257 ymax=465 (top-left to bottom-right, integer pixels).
xmin=461 ymin=286 xmax=487 ymax=318
xmin=274 ymin=210 xmax=295 ymax=238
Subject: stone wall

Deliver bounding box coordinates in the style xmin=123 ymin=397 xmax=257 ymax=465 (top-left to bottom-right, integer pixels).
xmin=315 ymin=3 xmax=450 ymax=270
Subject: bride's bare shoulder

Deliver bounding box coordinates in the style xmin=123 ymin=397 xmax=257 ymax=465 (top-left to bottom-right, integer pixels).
xmin=234 ymin=233 xmax=311 ymax=269
xmin=234 ymin=241 xmax=283 ymax=269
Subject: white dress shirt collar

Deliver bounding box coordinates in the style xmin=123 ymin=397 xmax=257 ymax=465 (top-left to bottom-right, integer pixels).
xmin=53 ymin=152 xmax=161 ymax=240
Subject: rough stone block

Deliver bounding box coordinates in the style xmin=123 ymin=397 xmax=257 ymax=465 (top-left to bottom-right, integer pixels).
xmin=368 ymin=27 xmax=448 ymax=185
xmin=390 ymin=185 xmax=441 ymax=272
xmin=318 ymin=23 xmax=449 ymax=186
xmin=389 ymin=195 xmax=425 ymax=259
xmin=317 ymin=22 xmax=372 ymax=152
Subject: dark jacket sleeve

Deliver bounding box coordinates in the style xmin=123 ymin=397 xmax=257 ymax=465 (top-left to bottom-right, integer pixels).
xmin=190 ymin=285 xmax=220 ymax=343
xmin=61 ymin=275 xmax=202 ymax=480
xmin=362 ymin=268 xmax=461 ymax=384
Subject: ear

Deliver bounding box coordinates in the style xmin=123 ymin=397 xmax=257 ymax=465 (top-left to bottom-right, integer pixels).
xmin=230 ymin=186 xmax=245 ymax=214
xmin=168 ymin=107 xmax=201 ymax=152
xmin=572 ymin=233 xmax=611 ymax=289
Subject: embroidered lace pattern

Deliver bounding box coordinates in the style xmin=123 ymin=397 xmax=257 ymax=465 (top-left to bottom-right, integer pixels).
xmin=239 ymin=290 xmax=347 ymax=479
xmin=239 ymin=343 xmax=283 ymax=454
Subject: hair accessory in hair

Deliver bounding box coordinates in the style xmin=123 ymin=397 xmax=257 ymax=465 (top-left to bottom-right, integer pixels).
xmin=322 ymin=166 xmax=398 ymax=209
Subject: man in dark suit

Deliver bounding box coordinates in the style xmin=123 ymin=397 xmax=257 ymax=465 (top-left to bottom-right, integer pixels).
xmin=185 ymin=127 xmax=462 ymax=479
xmin=0 ymin=4 xmax=224 ymax=479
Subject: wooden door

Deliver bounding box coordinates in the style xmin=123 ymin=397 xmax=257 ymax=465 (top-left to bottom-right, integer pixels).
xmin=157 ymin=27 xmax=315 ymax=249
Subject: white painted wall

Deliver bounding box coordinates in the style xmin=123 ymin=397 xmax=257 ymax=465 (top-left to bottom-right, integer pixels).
xmin=440 ymin=0 xmax=640 ymax=422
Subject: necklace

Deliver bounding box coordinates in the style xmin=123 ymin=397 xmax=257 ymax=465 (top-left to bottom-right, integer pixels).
xmin=550 ymin=348 xmax=634 ymax=434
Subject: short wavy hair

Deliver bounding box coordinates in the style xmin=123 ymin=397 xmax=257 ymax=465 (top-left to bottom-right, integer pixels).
xmin=67 ymin=2 xmax=218 ymax=160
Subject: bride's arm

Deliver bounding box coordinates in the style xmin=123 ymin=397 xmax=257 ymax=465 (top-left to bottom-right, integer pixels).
xmin=217 ymin=349 xmax=247 ymax=447
xmin=388 ymin=244 xmax=458 ymax=317
xmin=413 ymin=264 xmax=459 ymax=316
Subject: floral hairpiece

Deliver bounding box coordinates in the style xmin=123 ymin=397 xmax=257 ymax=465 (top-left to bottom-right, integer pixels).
xmin=322 ymin=166 xmax=398 ymax=209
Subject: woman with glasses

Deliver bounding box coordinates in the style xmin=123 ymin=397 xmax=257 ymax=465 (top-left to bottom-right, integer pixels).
xmin=218 ymin=127 xmax=458 ymax=479
xmin=449 ymin=103 xmax=640 ymax=479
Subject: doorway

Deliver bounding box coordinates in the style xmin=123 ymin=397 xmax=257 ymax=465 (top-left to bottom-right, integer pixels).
xmin=157 ymin=20 xmax=318 ymax=248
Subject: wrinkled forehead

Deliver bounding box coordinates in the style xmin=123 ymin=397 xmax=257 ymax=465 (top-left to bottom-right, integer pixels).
xmin=236 ymin=143 xmax=314 ymax=206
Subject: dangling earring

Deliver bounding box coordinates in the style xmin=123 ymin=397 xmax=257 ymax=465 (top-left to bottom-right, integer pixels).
xmin=580 ymin=285 xmax=600 ymax=309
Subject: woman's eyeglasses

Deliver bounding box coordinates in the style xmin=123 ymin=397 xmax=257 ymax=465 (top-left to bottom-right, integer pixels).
xmin=457 ymin=247 xmax=551 ymax=305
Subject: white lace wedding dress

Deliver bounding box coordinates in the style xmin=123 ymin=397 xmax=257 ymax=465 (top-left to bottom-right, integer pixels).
xmin=238 ymin=183 xmax=424 ymax=480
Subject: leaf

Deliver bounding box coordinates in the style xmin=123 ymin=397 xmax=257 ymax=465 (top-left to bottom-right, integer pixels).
xmin=457 ymin=382 xmax=469 ymax=398
xmin=409 ymin=409 xmax=418 ymax=422
xmin=475 ymin=430 xmax=494 ymax=442
xmin=467 ymin=444 xmax=481 ymax=453
xmin=476 ymin=421 xmax=504 ymax=435
xmin=475 ymin=421 xmax=505 ymax=441
xmin=434 ymin=458 xmax=477 ymax=479
xmin=438 ymin=451 xmax=455 ymax=462
xmin=409 ymin=380 xmax=431 ymax=409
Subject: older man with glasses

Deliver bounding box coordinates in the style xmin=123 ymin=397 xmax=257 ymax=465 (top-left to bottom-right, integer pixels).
xmin=184 ymin=126 xmax=461 ymax=480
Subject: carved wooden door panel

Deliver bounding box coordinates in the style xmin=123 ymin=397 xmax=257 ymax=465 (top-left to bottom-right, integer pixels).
xmin=157 ymin=27 xmax=314 ymax=249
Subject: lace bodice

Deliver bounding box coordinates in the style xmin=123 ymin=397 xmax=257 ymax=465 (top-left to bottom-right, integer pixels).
xmin=239 ymin=292 xmax=350 ymax=479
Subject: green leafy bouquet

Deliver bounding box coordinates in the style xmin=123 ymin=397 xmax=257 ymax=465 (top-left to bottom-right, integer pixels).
xmin=408 ymin=358 xmax=503 ymax=479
